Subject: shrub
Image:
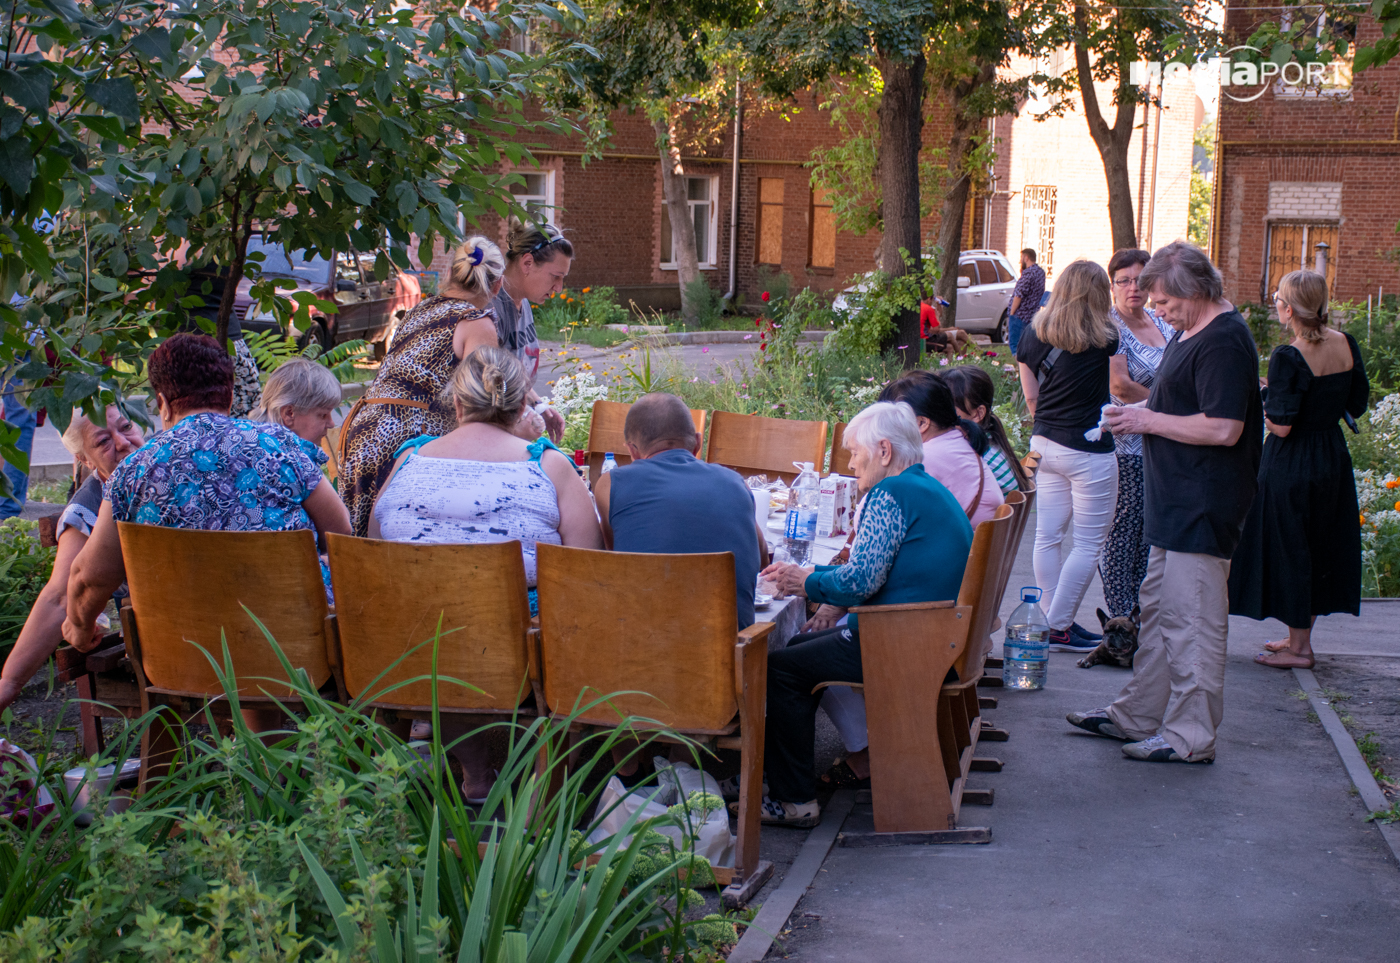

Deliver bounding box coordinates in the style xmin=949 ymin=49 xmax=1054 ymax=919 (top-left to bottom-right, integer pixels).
xmin=0 ymin=520 xmax=56 ymax=661
xmin=683 ymin=279 xmax=730 ymax=329
xmin=534 ymin=285 xmax=630 ymax=331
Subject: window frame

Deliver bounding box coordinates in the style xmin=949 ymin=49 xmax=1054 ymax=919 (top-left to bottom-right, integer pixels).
xmin=660 ymin=174 xmax=720 ymax=270
xmin=755 ymin=177 xmax=785 ymax=266
xmin=807 ymin=185 xmax=835 ymax=271
xmin=509 ymin=169 xmax=556 ymax=226
xmin=1262 ymin=220 xmax=1338 ymax=303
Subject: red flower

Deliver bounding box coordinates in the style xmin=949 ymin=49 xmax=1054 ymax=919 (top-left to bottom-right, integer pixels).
xmin=761 ymin=291 xmax=770 ymax=302
xmin=760 ymin=343 xmax=767 ymax=351
xmin=755 ymin=318 xmax=762 ymax=326
xmin=985 ymin=350 xmax=998 ymax=357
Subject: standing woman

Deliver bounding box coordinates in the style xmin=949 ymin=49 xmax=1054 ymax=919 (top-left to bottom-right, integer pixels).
xmin=1099 ymin=248 xmax=1176 ymax=619
xmin=1016 ymin=259 xmax=1120 ymax=652
xmin=491 ymin=221 xmax=572 ymax=437
xmin=338 ymin=237 xmax=524 ymax=535
xmin=1229 ymin=270 xmax=1369 ymax=668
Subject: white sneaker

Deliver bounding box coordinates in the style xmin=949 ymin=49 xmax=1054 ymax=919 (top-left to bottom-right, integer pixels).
xmin=1122 ymin=733 xmax=1213 ymax=764
xmin=759 ymin=795 xmax=820 ymax=828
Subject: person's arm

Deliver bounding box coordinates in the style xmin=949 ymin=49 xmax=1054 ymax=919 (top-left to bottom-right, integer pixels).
xmin=1103 ymin=406 xmax=1244 ymax=446
xmin=594 ymin=470 xmax=614 ymax=549
xmin=1018 ymin=363 xmax=1040 ymax=417
xmin=453 ymin=314 xmax=499 ymax=360
xmin=1009 ymin=294 xmax=1022 ymax=317
xmin=527 ymin=389 xmax=565 ymax=443
xmin=1346 ymin=335 xmax=1370 ymax=420
xmin=1109 ymin=355 xmax=1150 ymax=403
xmin=0 ymin=529 xmax=88 ymax=710
xmin=366 ymin=450 xmax=413 ymax=540
xmin=62 ymin=502 xmax=127 ymax=652
xmin=542 ymin=449 xmax=604 ymax=550
xmin=303 ymin=477 xmax=352 ymax=539
xmin=801 ymin=488 xmax=905 ymax=607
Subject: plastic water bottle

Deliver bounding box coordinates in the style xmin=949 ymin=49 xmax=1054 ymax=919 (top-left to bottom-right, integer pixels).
xmin=783 ymin=462 xmax=820 ymax=567
xmin=601 ymin=452 xmax=618 ymax=475
xmin=1004 ymin=587 xmax=1050 ymax=690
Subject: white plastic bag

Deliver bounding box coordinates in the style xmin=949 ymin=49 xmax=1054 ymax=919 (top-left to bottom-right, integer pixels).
xmin=586 ymin=759 xmax=734 ymax=868
xmin=1084 ymin=403 xmax=1115 ymax=442
xmin=0 ymin=738 xmax=56 ymax=826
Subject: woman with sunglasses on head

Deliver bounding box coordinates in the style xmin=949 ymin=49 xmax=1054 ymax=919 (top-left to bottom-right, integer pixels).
xmin=1099 ymin=248 xmax=1176 ymax=622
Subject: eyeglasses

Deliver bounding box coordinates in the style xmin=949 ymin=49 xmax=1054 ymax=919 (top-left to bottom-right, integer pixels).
xmin=1112 ymin=277 xmax=1141 ymax=289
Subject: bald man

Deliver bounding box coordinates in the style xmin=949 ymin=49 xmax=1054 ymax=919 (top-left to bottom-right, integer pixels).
xmin=594 ymin=393 xmax=763 ymax=629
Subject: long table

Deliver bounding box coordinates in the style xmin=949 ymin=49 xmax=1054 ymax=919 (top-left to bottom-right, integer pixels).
xmin=758 ymin=522 xmax=850 ymax=652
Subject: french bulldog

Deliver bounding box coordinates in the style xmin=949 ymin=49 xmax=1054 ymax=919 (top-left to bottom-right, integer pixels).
xmin=1076 ymin=605 xmax=1140 ymax=668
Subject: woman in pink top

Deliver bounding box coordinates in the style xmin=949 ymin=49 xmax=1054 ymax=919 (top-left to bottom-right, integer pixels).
xmin=880 ymin=371 xmax=1003 ymax=527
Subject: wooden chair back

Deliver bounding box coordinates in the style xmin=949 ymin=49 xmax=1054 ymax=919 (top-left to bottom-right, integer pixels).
xmin=704 ymin=410 xmax=828 ymax=484
xmin=828 ymin=422 xmax=853 ymax=476
xmin=116 ymin=523 xmax=332 ymax=698
xmin=326 ymin=535 xmax=533 ymax=711
xmin=321 ymin=423 xmax=343 ymax=483
xmin=991 ymin=488 xmax=1030 ymax=614
xmin=585 ymin=400 xmax=708 ymax=486
xmin=951 ymin=503 xmax=1015 ymax=680
xmin=535 ymin=543 xmax=739 ymax=731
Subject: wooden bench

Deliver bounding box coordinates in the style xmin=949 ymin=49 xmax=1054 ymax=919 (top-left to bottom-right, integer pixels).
xmin=585 ymin=399 xmax=708 ymax=487
xmin=115 ymin=523 xmax=339 ymax=792
xmin=704 ymin=410 xmax=828 ymax=484
xmin=982 ymin=480 xmax=1037 ymax=684
xmin=828 ymin=422 xmax=852 ymax=476
xmin=534 ymin=542 xmax=773 ymax=907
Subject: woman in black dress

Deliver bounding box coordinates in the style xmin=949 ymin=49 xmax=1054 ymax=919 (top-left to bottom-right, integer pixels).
xmin=1229 ymin=269 xmax=1369 ymax=668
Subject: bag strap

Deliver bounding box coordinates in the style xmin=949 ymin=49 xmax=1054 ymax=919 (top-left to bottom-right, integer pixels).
xmin=965 ymin=462 xmax=986 ymax=521
xmin=1036 ymin=347 xmax=1063 ymax=388
xmin=336 ymin=395 xmax=432 ymax=466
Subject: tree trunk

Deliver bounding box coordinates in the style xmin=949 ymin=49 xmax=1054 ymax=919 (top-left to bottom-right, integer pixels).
xmin=874 ymin=51 xmax=926 ymax=369
xmin=933 ymin=63 xmax=997 ymax=333
xmin=216 ymin=195 xmax=254 ymax=346
xmin=654 ymin=115 xmax=703 ymax=321
xmin=1072 ymin=3 xmax=1139 ymax=253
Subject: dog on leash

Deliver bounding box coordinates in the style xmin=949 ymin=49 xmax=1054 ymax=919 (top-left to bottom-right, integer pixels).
xmin=1076 ymin=605 xmax=1141 ymax=668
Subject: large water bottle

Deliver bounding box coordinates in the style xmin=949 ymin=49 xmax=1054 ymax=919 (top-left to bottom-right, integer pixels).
xmin=600 ymin=452 xmax=618 ymax=475
xmin=1004 ymin=587 xmax=1050 ymax=690
xmin=783 ymin=462 xmax=820 ymax=567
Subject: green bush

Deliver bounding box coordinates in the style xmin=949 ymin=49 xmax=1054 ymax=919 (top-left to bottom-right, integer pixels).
xmin=0 ymin=520 xmax=57 ymax=660
xmin=534 ymin=285 xmax=631 ymax=331
xmin=683 ymin=279 xmax=730 ymax=329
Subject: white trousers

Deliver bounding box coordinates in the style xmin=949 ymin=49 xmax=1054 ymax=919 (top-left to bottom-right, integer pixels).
xmin=1029 ymin=436 xmax=1120 ymax=630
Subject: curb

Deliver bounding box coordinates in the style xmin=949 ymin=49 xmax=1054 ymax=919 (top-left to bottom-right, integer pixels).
xmin=634 ymin=330 xmax=829 ymax=347
xmin=1293 ymin=666 xmax=1400 ymax=867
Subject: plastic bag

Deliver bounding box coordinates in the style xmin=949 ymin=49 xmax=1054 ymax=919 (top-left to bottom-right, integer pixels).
xmin=1 ymin=739 xmax=56 ymax=826
xmin=587 ymin=758 xmax=735 ymax=868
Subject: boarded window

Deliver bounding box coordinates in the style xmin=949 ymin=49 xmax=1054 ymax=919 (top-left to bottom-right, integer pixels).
xmin=808 ymin=187 xmax=835 ymax=269
xmin=755 ymin=178 xmax=784 ymax=265
xmin=1264 ymin=222 xmax=1338 ymax=301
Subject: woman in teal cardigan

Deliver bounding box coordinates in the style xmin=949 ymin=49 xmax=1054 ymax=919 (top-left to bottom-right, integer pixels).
xmin=757 ymin=401 xmax=974 ymax=827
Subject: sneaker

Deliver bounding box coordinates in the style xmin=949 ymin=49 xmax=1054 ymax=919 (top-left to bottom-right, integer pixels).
xmin=1066 ymin=708 xmax=1129 ymax=741
xmin=1121 ymin=734 xmax=1213 ymax=764
xmin=718 ymin=774 xmax=768 ymax=802
xmin=1069 ymin=621 xmax=1103 ymax=643
xmin=1048 ymin=628 xmax=1096 ymax=653
xmin=759 ymin=795 xmax=821 ymax=828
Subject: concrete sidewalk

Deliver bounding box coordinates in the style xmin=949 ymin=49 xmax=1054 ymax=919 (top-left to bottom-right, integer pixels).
xmin=768 ymin=524 xmax=1400 ymax=961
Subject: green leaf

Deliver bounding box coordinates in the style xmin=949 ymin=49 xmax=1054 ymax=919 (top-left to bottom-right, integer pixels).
xmin=0 ymin=138 xmax=34 ymax=194
xmin=75 ymin=113 xmax=125 ymax=140
xmin=0 ymin=67 xmax=53 ymax=113
xmin=88 ymin=275 xmax=118 ymax=293
xmin=1269 ymin=42 xmax=1294 ymax=67
xmin=342 ymin=179 xmax=376 ymax=204
xmin=85 ymin=77 xmax=139 ymax=122
xmin=273 ymin=164 xmax=294 ymax=189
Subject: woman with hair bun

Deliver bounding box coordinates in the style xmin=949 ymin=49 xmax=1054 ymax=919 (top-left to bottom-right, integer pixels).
xmin=1229 ymin=269 xmax=1369 ymax=669
xmin=338 ymin=236 xmax=543 ymax=535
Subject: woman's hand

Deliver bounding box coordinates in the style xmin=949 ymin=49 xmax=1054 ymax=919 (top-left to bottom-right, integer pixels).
xmin=1103 ymin=404 xmax=1155 ymax=436
xmin=759 ymin=561 xmax=814 ymax=599
xmin=802 ymin=604 xmax=846 ymax=633
xmin=541 ymin=406 xmax=565 ymax=443
xmin=511 ymin=407 xmax=547 ymax=440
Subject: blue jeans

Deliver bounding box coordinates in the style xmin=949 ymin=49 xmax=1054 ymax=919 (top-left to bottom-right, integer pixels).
xmin=1007 ymin=313 xmax=1029 ymax=355
xmin=1 ymin=381 xmax=36 ymax=519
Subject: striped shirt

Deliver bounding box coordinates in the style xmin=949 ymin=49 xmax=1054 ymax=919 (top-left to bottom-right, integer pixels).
xmin=983 ymin=447 xmax=1019 ymax=494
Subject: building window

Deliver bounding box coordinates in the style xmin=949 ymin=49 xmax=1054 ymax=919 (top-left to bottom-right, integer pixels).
xmin=1264 ymin=222 xmax=1338 ymax=301
xmin=1021 ymin=185 xmax=1057 ymax=277
xmin=661 ymin=175 xmax=719 ymax=269
xmin=756 ymin=178 xmax=784 ymax=265
xmin=808 ymin=186 xmax=835 ymax=269
xmin=1274 ymin=8 xmax=1354 ymax=97
xmin=509 ymin=170 xmax=555 ymax=225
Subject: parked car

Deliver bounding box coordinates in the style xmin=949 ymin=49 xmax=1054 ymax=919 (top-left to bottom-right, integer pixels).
xmin=192 ymin=238 xmax=422 ymax=350
xmin=831 ymin=249 xmax=1033 ymax=343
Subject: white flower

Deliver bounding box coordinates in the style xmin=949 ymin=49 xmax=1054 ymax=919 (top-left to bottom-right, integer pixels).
xmin=549 ymin=371 xmax=609 ymax=417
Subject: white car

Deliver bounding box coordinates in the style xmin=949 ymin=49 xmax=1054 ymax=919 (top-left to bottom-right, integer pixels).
xmin=831 ymin=249 xmax=1023 ymax=343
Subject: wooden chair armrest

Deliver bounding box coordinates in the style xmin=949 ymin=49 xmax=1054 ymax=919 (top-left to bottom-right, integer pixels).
xmin=85 ymin=642 xmax=129 ymax=674
xmin=323 ymin=613 xmax=342 ymax=671
xmin=526 ymin=623 xmax=546 ymax=711
xmin=849 ymin=599 xmax=956 ymax=614
xmin=734 ymin=621 xmax=774 ymax=701
xmin=737 ymin=621 xmax=775 ymax=646
xmin=811 ymin=681 xmax=864 ymax=695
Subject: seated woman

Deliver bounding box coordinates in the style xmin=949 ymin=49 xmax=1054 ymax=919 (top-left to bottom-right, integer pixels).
xmin=758 ymin=401 xmax=974 ymax=827
xmin=0 ymin=406 xmax=146 ymax=711
xmin=942 ymin=364 xmax=1030 ymax=494
xmin=62 ymin=335 xmax=353 ymax=735
xmin=369 ymin=345 xmax=601 ymax=800
xmin=252 ymin=356 xmax=343 ymax=466
xmin=881 ymin=370 xmax=1005 ymax=527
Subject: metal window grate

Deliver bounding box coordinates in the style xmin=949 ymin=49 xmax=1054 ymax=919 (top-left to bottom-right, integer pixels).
xmin=1263 ymin=222 xmax=1338 ymax=303
xmin=1021 ymin=185 xmax=1057 ymax=278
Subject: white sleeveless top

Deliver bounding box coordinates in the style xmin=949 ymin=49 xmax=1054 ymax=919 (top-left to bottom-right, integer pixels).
xmin=373 ymin=437 xmax=562 ymax=584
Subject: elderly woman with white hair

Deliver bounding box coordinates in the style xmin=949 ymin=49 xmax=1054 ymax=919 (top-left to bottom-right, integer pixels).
xmin=253 ymin=356 xmax=343 ymax=465
xmin=0 ymin=406 xmax=145 ymax=710
xmin=756 ymin=400 xmax=975 ymax=826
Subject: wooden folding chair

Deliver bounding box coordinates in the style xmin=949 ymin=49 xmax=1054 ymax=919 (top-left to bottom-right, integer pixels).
xmin=585 ymin=400 xmax=708 ymax=487
xmin=115 ymin=523 xmax=338 ymax=792
xmin=534 ymin=543 xmax=774 ymax=906
xmin=984 ymin=480 xmax=1036 ymax=681
xmin=828 ymin=422 xmax=852 ymax=476
xmin=321 ymin=423 xmax=343 ymax=483
xmin=704 ymin=410 xmax=828 ymax=484
xmin=325 ymin=535 xmax=539 ymax=722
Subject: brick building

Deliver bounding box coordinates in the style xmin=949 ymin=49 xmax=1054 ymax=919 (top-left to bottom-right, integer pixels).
xmin=1213 ymin=3 xmax=1400 ymax=308
xmin=419 ymin=63 xmax=1199 ymax=314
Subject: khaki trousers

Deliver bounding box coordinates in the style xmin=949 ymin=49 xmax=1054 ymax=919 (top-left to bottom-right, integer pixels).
xmin=1108 ymin=547 xmax=1230 ymax=761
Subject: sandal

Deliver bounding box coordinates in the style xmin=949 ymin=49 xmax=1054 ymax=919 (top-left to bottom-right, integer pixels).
xmin=818 ymin=759 xmax=871 ymax=790
xmin=1253 ymin=650 xmax=1315 ymax=670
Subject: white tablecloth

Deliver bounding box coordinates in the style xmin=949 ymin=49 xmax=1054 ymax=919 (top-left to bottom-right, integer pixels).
xmin=757 ymin=523 xmax=850 ymax=651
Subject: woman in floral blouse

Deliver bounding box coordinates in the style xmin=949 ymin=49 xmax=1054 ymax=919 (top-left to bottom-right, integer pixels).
xmin=61 ymin=334 xmax=351 ymax=656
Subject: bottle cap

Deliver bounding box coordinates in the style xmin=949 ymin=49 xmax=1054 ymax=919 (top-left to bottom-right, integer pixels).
xmin=604 ymin=451 xmax=615 ymax=458
xmin=573 ymin=449 xmax=586 ymax=466
xmin=1020 ymin=586 xmax=1042 ymax=603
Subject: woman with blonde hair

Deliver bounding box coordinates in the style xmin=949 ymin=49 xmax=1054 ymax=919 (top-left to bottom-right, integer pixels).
xmin=1016 ymin=258 xmax=1120 ymax=652
xmin=337 ymin=235 xmax=546 ymax=535
xmin=253 ymin=356 xmax=343 ymax=464
xmin=1229 ymin=269 xmax=1369 ymax=668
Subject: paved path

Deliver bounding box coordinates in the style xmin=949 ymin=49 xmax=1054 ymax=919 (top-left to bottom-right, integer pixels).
xmin=766 ymin=520 xmax=1400 ymax=961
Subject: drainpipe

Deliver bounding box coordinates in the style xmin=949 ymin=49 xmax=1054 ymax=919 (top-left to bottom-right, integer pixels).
xmin=1145 ymin=87 xmax=1163 ymax=249
xmin=722 ymin=81 xmax=742 ymax=305
xmin=982 ymin=116 xmax=995 ymax=249
xmin=1136 ymin=95 xmax=1151 ymax=245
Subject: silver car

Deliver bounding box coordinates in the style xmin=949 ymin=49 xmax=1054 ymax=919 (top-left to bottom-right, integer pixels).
xmin=832 ymin=249 xmax=1022 ymax=343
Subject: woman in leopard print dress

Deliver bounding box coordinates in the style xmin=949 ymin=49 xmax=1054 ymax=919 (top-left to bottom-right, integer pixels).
xmin=339 ymin=238 xmax=516 ymax=535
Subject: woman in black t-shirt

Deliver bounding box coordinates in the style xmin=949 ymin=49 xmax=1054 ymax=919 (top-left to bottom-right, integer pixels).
xmin=1016 ymin=259 xmax=1120 ymax=652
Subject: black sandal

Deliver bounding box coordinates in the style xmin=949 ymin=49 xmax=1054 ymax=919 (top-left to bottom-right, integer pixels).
xmin=818 ymin=759 xmax=870 ymax=790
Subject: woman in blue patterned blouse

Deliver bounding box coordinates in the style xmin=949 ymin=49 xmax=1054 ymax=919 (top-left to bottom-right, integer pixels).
xmin=62 ymin=334 xmax=352 ymax=655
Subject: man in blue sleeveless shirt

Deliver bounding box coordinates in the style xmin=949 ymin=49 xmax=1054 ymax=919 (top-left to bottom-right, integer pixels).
xmin=594 ymin=393 xmax=763 ymax=629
